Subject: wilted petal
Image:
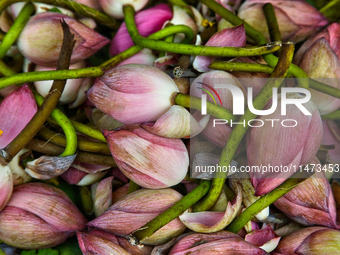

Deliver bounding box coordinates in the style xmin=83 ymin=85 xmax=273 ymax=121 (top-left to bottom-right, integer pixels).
xmin=92 ymin=176 xmax=114 ymax=216
xmin=0 ymin=165 xmax=13 ymax=212
xmin=72 ymin=161 xmax=111 ymax=174
xmin=25 ymin=154 xmax=76 ymax=180
xmin=245 ymin=225 xmax=280 ymax=252
xmin=193 ymin=24 xmax=246 ymax=72
xmin=179 ymin=183 xmax=242 ymax=233
xmin=0 ymin=85 xmax=37 ymax=149
xmin=112 ymin=183 xmax=129 ymax=204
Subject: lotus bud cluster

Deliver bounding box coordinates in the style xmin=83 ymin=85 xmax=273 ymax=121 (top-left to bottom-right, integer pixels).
xmin=88 ymin=188 xmax=186 ymax=245
xmin=17 ymin=12 xmax=110 ymax=66
xmin=0 ymin=183 xmax=87 ymax=249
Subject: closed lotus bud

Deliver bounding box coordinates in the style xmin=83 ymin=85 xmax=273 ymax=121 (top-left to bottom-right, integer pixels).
xmin=112 ymin=183 xmax=129 ymax=204
xmin=248 ymin=93 xmax=323 ymax=195
xmin=322 ymin=120 xmax=340 ymax=164
xmin=0 ymin=183 xmax=87 ymax=249
xmin=17 ymin=12 xmax=110 ymax=66
xmin=100 ymin=0 xmax=148 ymax=19
xmin=86 ymin=64 xmax=179 ymax=125
xmin=294 ymin=23 xmax=340 ymax=115
xmin=238 ymin=0 xmax=328 ymax=43
xmin=88 ymin=188 xmax=186 ymax=245
xmin=92 ymin=176 xmax=114 ymax=217
xmin=110 ymin=4 xmax=172 ymax=55
xmin=0 ymin=165 xmax=13 ymax=212
xmin=168 ymin=231 xmax=267 ymax=254
xmin=274 ymin=162 xmax=339 ymax=228
xmin=167 ymin=6 xmax=198 ymax=43
xmin=273 ymin=226 xmax=340 ymax=254
xmin=245 ymin=225 xmax=281 ymax=253
xmin=0 ymin=85 xmax=37 ymax=149
xmin=104 ymin=125 xmax=189 ymax=189
xmin=34 ymin=61 xmax=92 ymax=108
xmin=117 ymin=49 xmax=156 ymax=67
xmin=190 ymin=70 xmax=246 ymax=147
xmin=142 ymin=105 xmax=209 ymax=138
xmin=230 ymin=172 xmax=269 ymax=221
xmin=193 ymin=24 xmax=246 ymax=72
xmin=179 ymin=183 xmax=242 ymax=233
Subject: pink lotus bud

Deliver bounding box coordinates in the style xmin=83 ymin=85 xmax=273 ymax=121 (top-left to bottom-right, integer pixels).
xmin=179 ymin=183 xmax=242 ymax=233
xmin=0 ymin=165 xmax=13 ymax=212
xmin=193 ymin=24 xmax=246 ymax=72
xmin=112 ymin=183 xmax=129 ymax=204
xmin=34 ymin=61 xmax=92 ymax=108
xmin=168 ymin=231 xmax=267 ymax=254
xmin=190 ymin=70 xmax=246 ymax=147
xmin=322 ymin=120 xmax=340 ymax=164
xmin=17 ymin=12 xmax=109 ymax=66
xmin=273 ymin=226 xmax=340 ymax=254
xmin=117 ymin=49 xmax=157 ymax=67
xmin=103 ymin=125 xmax=189 ymax=189
xmin=0 ymin=183 xmax=87 ymax=249
xmin=245 ymin=225 xmax=281 ymax=253
xmin=91 ymin=176 xmax=114 ymax=216
xmin=88 ymin=188 xmax=187 ymax=245
xmin=238 ymin=0 xmax=328 ymax=43
xmin=86 ymin=64 xmax=179 ymax=125
xmin=77 ymin=231 xmax=131 ymax=255
xmin=294 ymin=23 xmax=340 ymax=115
xmin=142 ymin=105 xmax=209 ymax=138
xmin=0 ymin=85 xmax=37 ymax=149
xmin=100 ymin=0 xmax=148 ymax=19
xmin=248 ymin=93 xmax=323 ymax=195
xmin=110 ymin=4 xmax=172 ymax=55
xmin=61 ymin=162 xmax=110 ymax=186
xmin=274 ymin=161 xmax=339 ymax=228
xmin=167 ymin=6 xmax=198 ymax=43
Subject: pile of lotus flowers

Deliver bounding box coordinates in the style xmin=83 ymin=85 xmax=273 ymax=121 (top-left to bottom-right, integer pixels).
xmin=1 ymin=0 xmax=340 ymax=254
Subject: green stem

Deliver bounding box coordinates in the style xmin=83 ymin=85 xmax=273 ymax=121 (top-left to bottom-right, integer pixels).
xmin=124 ymin=5 xmax=281 ymax=57
xmin=199 ymin=0 xmax=309 ymax=89
xmin=174 ymin=93 xmax=236 ymax=121
xmin=80 ymin=186 xmax=93 ymax=214
xmin=209 ymin=61 xmax=273 ymax=73
xmin=100 ymin=24 xmax=194 ymax=70
xmin=0 ymin=2 xmax=35 ymax=59
xmin=48 ymin=117 xmax=106 ymax=143
xmin=0 ymin=30 xmax=5 ymax=41
xmin=320 ymin=0 xmax=340 ymax=21
xmin=26 ymin=138 xmax=117 ymax=166
xmin=0 ymin=67 xmax=103 ymax=90
xmin=263 ymin=3 xmax=282 ymax=43
xmin=38 ymin=127 xmax=110 ymax=154
xmin=227 ymin=172 xmax=310 ymax=233
xmin=127 ymin=180 xmax=140 ymax=194
xmin=310 ymin=79 xmax=340 ymax=99
xmin=0 ymin=0 xmax=120 ymax=30
xmin=322 ymin=109 xmax=340 ymax=120
xmin=32 ymin=89 xmax=77 ymax=157
xmin=131 ymin=180 xmax=211 ymax=244
xmin=192 ymin=43 xmax=295 ymax=212
xmin=0 ymin=59 xmax=16 ymax=76
xmin=159 ymin=34 xmax=174 ymax=58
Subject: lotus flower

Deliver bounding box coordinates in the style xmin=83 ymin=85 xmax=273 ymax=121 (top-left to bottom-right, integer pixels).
xmin=238 ymin=0 xmax=328 ymax=43
xmin=34 ymin=61 xmax=92 ymax=108
xmin=273 ymin=159 xmax=339 ymax=228
xmin=322 ymin=120 xmax=340 ymax=164
xmin=168 ymin=231 xmax=267 ymax=254
xmin=190 ymin=70 xmax=246 ymax=147
xmin=0 ymin=183 xmax=87 ymax=249
xmin=294 ymin=23 xmax=340 ymax=115
xmin=248 ymin=93 xmax=323 ymax=195
xmin=193 ymin=24 xmax=246 ymax=72
xmin=0 ymin=85 xmax=37 ymax=149
xmin=86 ymin=64 xmax=179 ymax=125
xmin=17 ymin=12 xmax=110 ymax=66
xmin=103 ymin=125 xmax=189 ymax=189
xmin=110 ymin=4 xmax=172 ymax=55
xmin=273 ymin=226 xmax=340 ymax=254
xmin=88 ymin=188 xmax=186 ymax=245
